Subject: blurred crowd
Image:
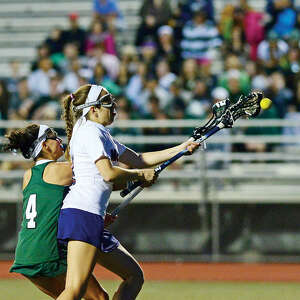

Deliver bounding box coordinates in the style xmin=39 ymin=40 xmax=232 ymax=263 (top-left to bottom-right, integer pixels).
xmin=1 ymin=0 xmax=300 ymax=153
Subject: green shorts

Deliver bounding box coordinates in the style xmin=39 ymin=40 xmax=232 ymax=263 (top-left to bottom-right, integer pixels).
xmin=10 ymin=258 xmax=67 ymax=278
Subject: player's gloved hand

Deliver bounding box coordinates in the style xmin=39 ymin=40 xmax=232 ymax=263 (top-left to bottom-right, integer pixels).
xmin=104 ymin=213 xmax=118 ymax=227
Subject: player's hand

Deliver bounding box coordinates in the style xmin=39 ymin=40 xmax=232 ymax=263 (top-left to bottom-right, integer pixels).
xmin=104 ymin=213 xmax=118 ymax=227
xmin=139 ymin=169 xmax=158 ymax=187
xmin=183 ymin=140 xmax=201 ymax=155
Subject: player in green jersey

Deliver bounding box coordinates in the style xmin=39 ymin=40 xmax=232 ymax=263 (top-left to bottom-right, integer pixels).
xmin=6 ymin=124 xmax=109 ymax=299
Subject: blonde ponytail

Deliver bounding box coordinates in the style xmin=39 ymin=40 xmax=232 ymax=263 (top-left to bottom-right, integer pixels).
xmin=62 ymin=84 xmax=92 ymax=144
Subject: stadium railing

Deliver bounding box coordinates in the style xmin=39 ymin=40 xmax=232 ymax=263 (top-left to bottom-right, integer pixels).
xmin=1 ymin=118 xmax=300 ymax=261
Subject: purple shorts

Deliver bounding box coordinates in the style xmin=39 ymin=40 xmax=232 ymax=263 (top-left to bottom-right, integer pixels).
xmin=57 ymin=208 xmax=119 ymax=253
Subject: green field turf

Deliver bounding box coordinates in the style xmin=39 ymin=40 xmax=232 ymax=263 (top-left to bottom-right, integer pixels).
xmin=2 ymin=279 xmax=300 ymax=300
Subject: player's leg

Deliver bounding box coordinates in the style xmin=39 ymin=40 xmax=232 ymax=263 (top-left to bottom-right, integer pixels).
xmin=84 ymin=274 xmax=109 ymax=300
xmin=57 ymin=240 xmax=98 ymax=300
xmin=27 ymin=272 xmax=108 ymax=300
xmin=96 ymin=244 xmax=144 ymax=300
xmin=25 ymin=273 xmax=66 ymax=298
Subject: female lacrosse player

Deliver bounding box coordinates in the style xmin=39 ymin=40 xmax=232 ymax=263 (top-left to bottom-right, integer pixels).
xmin=7 ymin=124 xmax=109 ymax=300
xmin=57 ymin=84 xmax=200 ymax=300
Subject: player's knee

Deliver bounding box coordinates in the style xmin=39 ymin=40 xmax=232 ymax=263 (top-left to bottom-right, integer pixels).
xmin=85 ymin=290 xmax=109 ymax=300
xmin=65 ymin=282 xmax=87 ymax=299
xmin=131 ymin=266 xmax=144 ymax=289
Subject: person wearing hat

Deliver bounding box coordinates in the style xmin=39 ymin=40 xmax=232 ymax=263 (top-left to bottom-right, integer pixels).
xmin=157 ymin=25 xmax=181 ymax=74
xmin=61 ymin=12 xmax=86 ymax=55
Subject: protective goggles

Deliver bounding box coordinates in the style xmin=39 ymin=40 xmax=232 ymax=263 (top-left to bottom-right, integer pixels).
xmin=73 ymin=93 xmax=116 ymax=112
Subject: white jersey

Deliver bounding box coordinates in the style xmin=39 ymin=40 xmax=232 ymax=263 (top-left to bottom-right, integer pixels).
xmin=62 ymin=120 xmax=126 ymax=217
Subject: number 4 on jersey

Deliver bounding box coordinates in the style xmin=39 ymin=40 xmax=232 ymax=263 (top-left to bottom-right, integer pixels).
xmin=26 ymin=194 xmax=37 ymax=229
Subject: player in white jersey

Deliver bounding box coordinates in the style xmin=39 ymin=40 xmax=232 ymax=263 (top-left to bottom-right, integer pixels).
xmin=57 ymin=84 xmax=200 ymax=300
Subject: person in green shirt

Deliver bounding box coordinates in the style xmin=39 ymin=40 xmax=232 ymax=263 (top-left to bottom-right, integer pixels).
xmin=6 ymin=124 xmax=109 ymax=299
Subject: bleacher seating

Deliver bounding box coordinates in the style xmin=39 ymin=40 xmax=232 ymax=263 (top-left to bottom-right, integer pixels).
xmin=0 ymin=0 xmax=140 ymax=77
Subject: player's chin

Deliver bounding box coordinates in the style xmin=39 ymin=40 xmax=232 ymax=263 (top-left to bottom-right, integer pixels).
xmin=56 ymin=148 xmax=64 ymax=159
xmin=109 ymin=113 xmax=116 ymax=123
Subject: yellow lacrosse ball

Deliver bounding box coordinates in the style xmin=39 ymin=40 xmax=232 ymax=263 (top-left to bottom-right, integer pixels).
xmin=260 ymin=98 xmax=272 ymax=110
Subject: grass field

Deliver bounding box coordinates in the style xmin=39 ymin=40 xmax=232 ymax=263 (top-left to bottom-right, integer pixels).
xmin=2 ymin=279 xmax=300 ymax=300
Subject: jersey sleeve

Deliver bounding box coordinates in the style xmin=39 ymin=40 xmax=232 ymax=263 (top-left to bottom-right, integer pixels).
xmin=82 ymin=127 xmax=110 ymax=162
xmin=113 ymin=138 xmax=127 ymax=156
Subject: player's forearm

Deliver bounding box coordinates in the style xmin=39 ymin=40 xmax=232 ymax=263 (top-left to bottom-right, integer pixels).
xmin=140 ymin=143 xmax=187 ymax=167
xmin=104 ymin=166 xmax=143 ymax=183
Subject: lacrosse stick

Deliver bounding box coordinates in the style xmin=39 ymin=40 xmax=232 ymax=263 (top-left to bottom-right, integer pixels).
xmin=110 ymin=92 xmax=263 ymax=217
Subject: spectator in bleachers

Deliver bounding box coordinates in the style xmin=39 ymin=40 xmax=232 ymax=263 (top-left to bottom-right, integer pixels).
xmin=243 ymin=2 xmax=265 ymax=61
xmin=257 ymin=30 xmax=289 ymax=72
xmin=126 ymin=61 xmax=148 ymax=110
xmin=225 ymin=69 xmax=249 ymax=103
xmin=85 ymin=20 xmax=116 ymax=55
xmin=139 ymin=40 xmax=158 ymax=75
xmin=185 ymin=79 xmax=211 ymax=119
xmin=6 ymin=60 xmax=22 ymax=96
xmin=29 ymin=75 xmax=63 ymax=120
xmin=140 ymin=0 xmax=172 ymax=26
xmin=138 ymin=74 xmax=171 ymax=115
xmin=264 ymin=71 xmax=293 ymax=118
xmin=177 ymin=0 xmax=215 ymax=23
xmin=31 ymin=44 xmax=51 ymax=72
xmin=87 ymin=44 xmax=120 ymax=80
xmin=135 ymin=14 xmax=159 ymax=48
xmin=8 ymin=78 xmax=34 ymax=120
xmin=61 ymin=12 xmax=86 ymax=55
xmin=119 ymin=45 xmax=139 ymax=77
xmin=156 ymin=25 xmax=181 ymax=74
xmin=155 ymin=59 xmax=176 ymax=91
xmin=28 ymin=57 xmax=56 ymax=98
xmin=218 ymin=54 xmax=251 ymax=97
xmin=44 ymin=27 xmax=64 ymax=56
xmin=180 ymin=58 xmax=199 ymax=92
xmin=89 ymin=62 xmax=121 ymax=96
xmin=280 ymin=46 xmax=300 ymax=91
xmin=220 ymin=5 xmax=246 ymax=56
xmin=0 ymin=80 xmax=10 ymax=121
xmin=165 ymin=79 xmax=187 ymax=119
xmin=142 ymin=95 xmax=172 ymax=150
xmin=266 ymin=0 xmax=297 ymax=39
xmin=180 ymin=9 xmax=222 ymax=63
xmin=115 ymin=63 xmax=131 ymax=89
xmin=93 ymin=0 xmax=125 ymax=32
xmin=56 ymin=43 xmax=82 ymax=74
xmin=62 ymin=59 xmax=82 ymax=92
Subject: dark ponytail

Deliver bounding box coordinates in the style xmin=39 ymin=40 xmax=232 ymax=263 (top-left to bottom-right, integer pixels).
xmin=4 ymin=124 xmax=39 ymax=159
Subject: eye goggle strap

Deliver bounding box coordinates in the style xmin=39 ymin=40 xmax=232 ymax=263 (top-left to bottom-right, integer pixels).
xmin=73 ymin=93 xmax=112 ymax=112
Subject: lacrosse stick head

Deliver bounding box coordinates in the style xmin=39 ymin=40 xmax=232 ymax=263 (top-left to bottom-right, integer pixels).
xmin=220 ymin=91 xmax=263 ymax=128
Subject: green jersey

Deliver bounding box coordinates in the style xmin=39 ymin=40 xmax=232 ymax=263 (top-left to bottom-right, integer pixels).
xmin=13 ymin=161 xmax=66 ymax=265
